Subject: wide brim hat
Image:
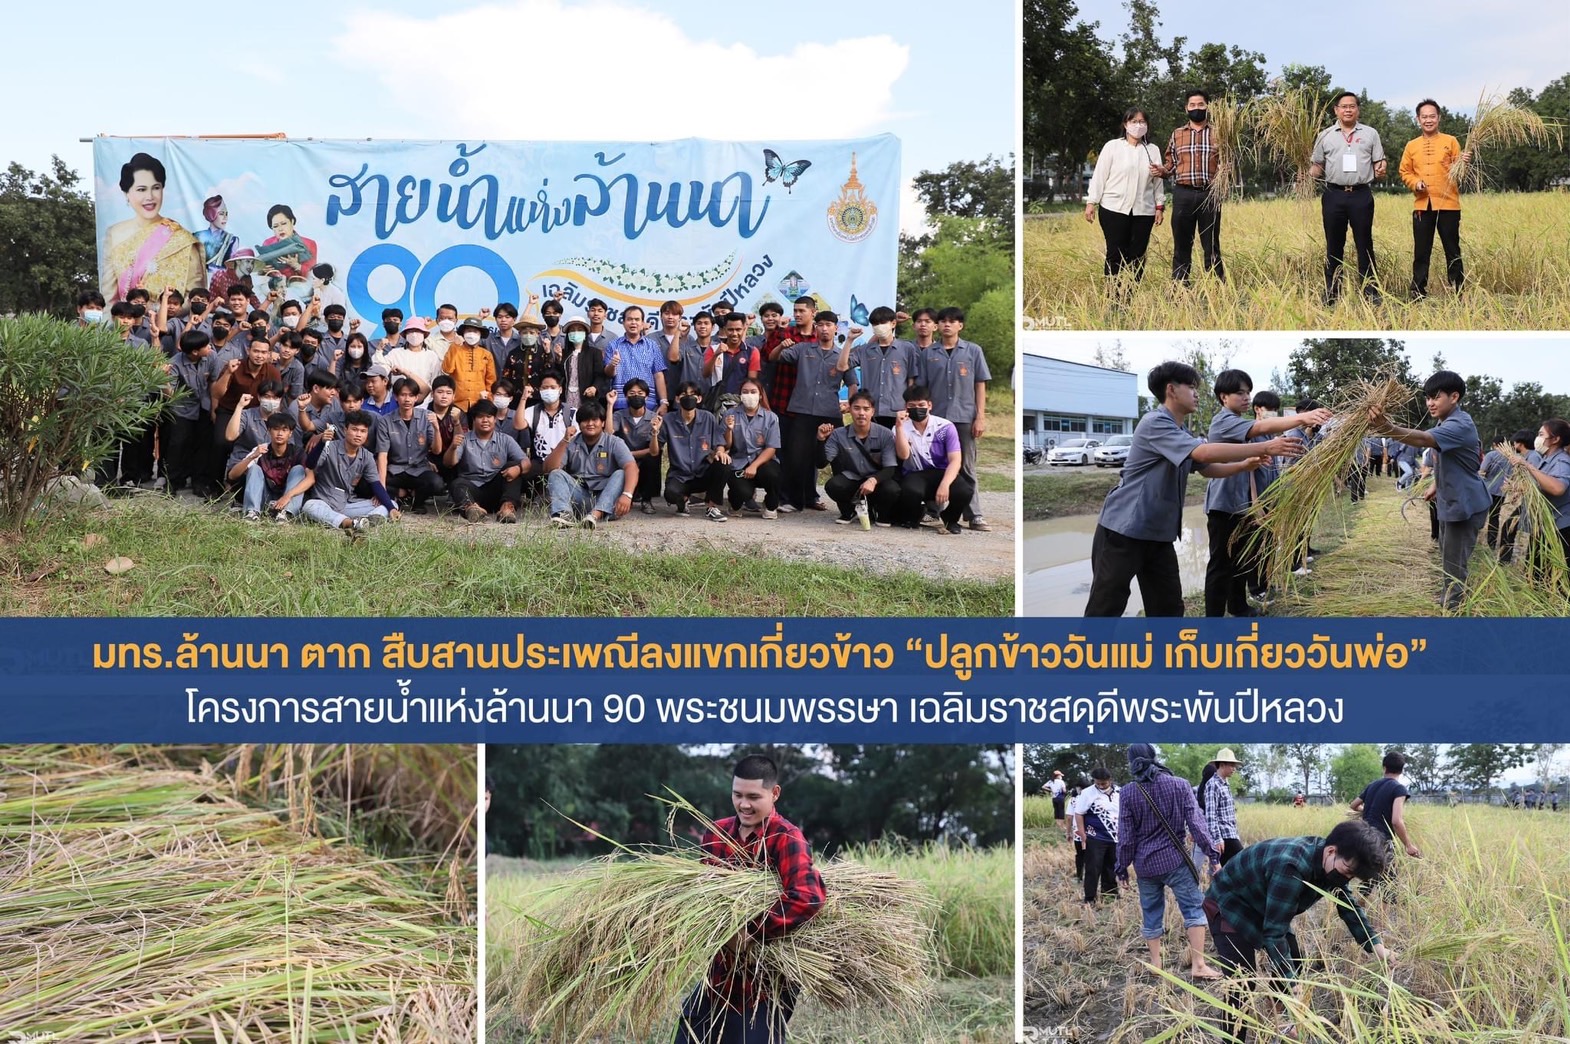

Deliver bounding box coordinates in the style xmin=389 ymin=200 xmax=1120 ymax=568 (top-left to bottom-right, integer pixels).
xmin=1213 ymin=748 xmax=1243 ymax=765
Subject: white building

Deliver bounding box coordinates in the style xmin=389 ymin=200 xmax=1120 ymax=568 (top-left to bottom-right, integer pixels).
xmin=1020 ymin=354 xmax=1139 ymax=449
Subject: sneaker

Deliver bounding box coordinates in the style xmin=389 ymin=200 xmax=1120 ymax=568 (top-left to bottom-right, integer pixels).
xmin=1292 ymin=565 xmax=1313 ymax=577
xmin=551 ymin=512 xmax=574 ymax=529
xmin=938 ymin=522 xmax=962 ymax=535
xmin=463 ymin=503 xmax=488 ymax=523
xmin=777 ymin=503 xmax=798 ymax=514
xmin=761 ymin=508 xmax=778 ymax=520
xmin=639 ymin=500 xmax=656 ymax=515
xmin=673 ymin=501 xmax=689 ymax=516
xmin=740 ymin=501 xmax=762 ymax=514
xmin=348 ymin=517 xmax=370 ymax=538
xmin=835 ymin=513 xmax=855 ymax=525
xmin=497 ymin=504 xmax=518 ymax=524
xmin=275 ymin=514 xmax=290 ymax=526
xmin=874 ymin=520 xmax=892 ymax=528
xmin=968 ymin=516 xmax=992 ymax=532
xmin=579 ymin=514 xmax=598 ymax=531
xmin=244 ymin=510 xmax=262 ymax=522
xmin=706 ymin=506 xmax=728 ymax=523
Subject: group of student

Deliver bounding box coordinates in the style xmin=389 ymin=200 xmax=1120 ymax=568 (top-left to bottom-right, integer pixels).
xmin=1086 ymin=361 xmax=1570 ymax=616
xmin=86 ymin=283 xmax=996 ymax=537
xmin=1055 ymin=746 xmax=1417 ymax=1040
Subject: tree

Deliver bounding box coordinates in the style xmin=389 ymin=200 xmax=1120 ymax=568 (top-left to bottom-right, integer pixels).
xmin=1448 ymin=743 xmax=1538 ymax=791
xmin=1287 ymin=338 xmax=1417 ymax=419
xmin=1093 ymin=341 xmax=1131 ymax=371
xmin=1023 ymin=0 xmax=1122 ymax=201
xmin=1328 ymin=744 xmax=1384 ymax=802
xmin=911 ymin=156 xmax=1015 ymax=243
xmin=898 ymin=215 xmax=1013 ymax=379
xmin=1171 ymin=339 xmax=1235 ymax=435
xmin=1400 ymin=744 xmax=1446 ymax=793
xmin=1273 ymin=742 xmax=1325 ymax=797
xmin=0 ymin=157 xmax=97 ymax=317
xmin=1488 ymin=76 xmax=1570 ymax=192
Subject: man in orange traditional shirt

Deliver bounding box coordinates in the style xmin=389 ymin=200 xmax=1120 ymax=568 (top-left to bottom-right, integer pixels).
xmin=1399 ymin=99 xmax=1471 ymax=300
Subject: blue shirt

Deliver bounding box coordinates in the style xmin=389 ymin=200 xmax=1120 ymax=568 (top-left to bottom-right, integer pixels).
xmin=607 ymin=335 xmax=667 ymax=407
xmin=1099 ymin=406 xmax=1203 ymax=541
xmin=1539 ymin=449 xmax=1570 ymax=530
xmin=1203 ymin=410 xmax=1257 ymax=515
xmin=1429 ymin=407 xmax=1491 ymax=522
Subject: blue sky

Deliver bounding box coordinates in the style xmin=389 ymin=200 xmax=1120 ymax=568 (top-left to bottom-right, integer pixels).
xmin=9 ymin=0 xmax=1014 ymax=233
xmin=1074 ymin=0 xmax=1568 ymax=115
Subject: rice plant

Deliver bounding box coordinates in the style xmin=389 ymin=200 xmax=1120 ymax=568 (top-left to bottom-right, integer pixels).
xmin=1451 ymin=91 xmax=1566 ymax=192
xmin=1249 ymin=84 xmax=1329 ymax=199
xmin=1204 ymin=94 xmax=1247 ymax=207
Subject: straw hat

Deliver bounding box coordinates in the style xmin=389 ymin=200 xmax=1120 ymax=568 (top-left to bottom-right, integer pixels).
xmin=1213 ymin=748 xmax=1242 ymax=765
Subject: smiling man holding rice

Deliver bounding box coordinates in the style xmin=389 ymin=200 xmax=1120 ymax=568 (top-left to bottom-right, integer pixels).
xmin=676 ymin=754 xmax=826 ymax=1044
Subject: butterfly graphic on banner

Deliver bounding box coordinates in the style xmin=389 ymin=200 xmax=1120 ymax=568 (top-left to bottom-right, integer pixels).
xmin=763 ymin=149 xmax=812 ymax=193
xmin=847 ymin=295 xmax=870 ymax=326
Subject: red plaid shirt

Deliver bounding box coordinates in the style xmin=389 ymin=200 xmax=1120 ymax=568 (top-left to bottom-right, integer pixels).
xmin=700 ymin=811 xmax=826 ymax=1008
xmin=764 ymin=326 xmax=812 ymax=416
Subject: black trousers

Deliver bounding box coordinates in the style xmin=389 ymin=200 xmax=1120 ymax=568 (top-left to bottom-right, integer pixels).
xmin=1218 ymin=836 xmax=1244 ymax=865
xmin=1083 ymin=836 xmax=1118 ymax=904
xmin=1085 ymin=524 xmax=1184 ymax=617
xmin=1411 ymin=206 xmax=1463 ymax=296
xmin=1097 ymin=208 xmax=1155 ymax=279
xmin=451 ymin=471 xmax=522 ymax=511
xmin=674 ymin=987 xmax=794 ymax=1044
xmin=1170 ymin=184 xmax=1224 ymax=282
xmin=824 ymin=472 xmax=899 ymax=522
xmin=727 ymin=459 xmax=783 ymax=511
xmin=897 ymin=470 xmax=974 ymax=528
xmin=1208 ymin=903 xmax=1303 ymax=1043
xmin=161 ymin=414 xmax=214 ymax=492
xmin=630 ymin=452 xmax=662 ymax=503
xmin=1205 ymin=511 xmax=1257 ymax=617
xmin=387 ymin=470 xmax=446 ymax=504
xmin=1486 ymin=494 xmax=1507 ymax=549
xmin=783 ymin=413 xmax=837 ymax=510
xmin=1348 ymin=463 xmax=1367 ymax=501
xmin=1321 ymin=185 xmax=1377 ymax=297
xmin=665 ymin=463 xmax=728 ymax=507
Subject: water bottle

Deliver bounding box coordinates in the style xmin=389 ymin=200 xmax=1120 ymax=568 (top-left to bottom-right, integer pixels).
xmin=854 ymin=495 xmax=870 ymax=530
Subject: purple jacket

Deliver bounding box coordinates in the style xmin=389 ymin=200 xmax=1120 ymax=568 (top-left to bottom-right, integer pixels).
xmin=1116 ymin=772 xmax=1213 ymax=879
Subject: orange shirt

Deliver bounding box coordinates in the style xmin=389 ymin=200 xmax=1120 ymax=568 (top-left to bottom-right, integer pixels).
xmin=441 ymin=343 xmax=496 ymax=410
xmin=1399 ymin=133 xmax=1463 ymax=211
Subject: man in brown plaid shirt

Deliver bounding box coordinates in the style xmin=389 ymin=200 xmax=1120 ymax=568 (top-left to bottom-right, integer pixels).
xmin=1159 ymin=90 xmax=1227 ymax=285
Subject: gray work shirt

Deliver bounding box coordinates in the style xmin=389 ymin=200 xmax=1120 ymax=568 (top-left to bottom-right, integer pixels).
xmin=277 ymin=358 xmax=305 ymax=400
xmin=613 ymin=410 xmax=656 ymax=453
xmin=1311 ymin=122 xmax=1385 ymax=186
xmin=1098 ymin=406 xmax=1204 ymax=542
xmin=849 ymin=339 xmax=918 ymax=416
xmin=167 ymin=352 xmax=213 ymax=420
xmin=1429 ymin=407 xmax=1492 ymax=522
xmin=385 ymin=408 xmax=438 ymax=475
xmin=561 ymin=431 xmax=633 ymax=493
xmin=456 ymin=430 xmax=525 ymax=484
xmin=724 ymin=407 xmax=781 ymax=471
xmin=310 ymin=441 xmax=380 ymax=513
xmin=777 ymin=341 xmax=850 ymax=417
xmin=823 ymin=423 xmax=898 ymax=480
xmin=920 ymin=340 xmax=991 ymax=424
xmin=655 ymin=331 xmax=706 ymax=393
xmin=1481 ymin=448 xmax=1510 ymax=497
xmin=1539 ymin=450 xmax=1570 ymax=530
xmin=1202 ymin=410 xmax=1258 ymax=515
xmin=660 ymin=409 xmax=725 ymax=482
xmin=229 ymin=405 xmax=302 ymax=463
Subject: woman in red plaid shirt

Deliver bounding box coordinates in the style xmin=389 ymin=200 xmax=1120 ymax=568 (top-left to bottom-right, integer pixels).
xmin=675 ymin=754 xmax=827 ymax=1044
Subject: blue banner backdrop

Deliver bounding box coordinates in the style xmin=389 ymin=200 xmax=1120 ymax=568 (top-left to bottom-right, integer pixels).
xmin=0 ymin=618 xmax=1561 ymax=743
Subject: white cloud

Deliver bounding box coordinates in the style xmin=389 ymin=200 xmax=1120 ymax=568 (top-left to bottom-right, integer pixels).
xmin=335 ymin=0 xmax=908 ymax=140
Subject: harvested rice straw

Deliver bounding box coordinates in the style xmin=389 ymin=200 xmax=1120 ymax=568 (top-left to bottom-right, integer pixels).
xmin=512 ymin=793 xmax=937 ymax=1042
xmin=1450 ymin=91 xmax=1565 ymax=193
xmin=1250 ymin=84 xmax=1329 ymax=199
xmin=1245 ymin=376 xmax=1412 ymax=593
xmin=1493 ymin=444 xmax=1570 ymax=600
xmin=1204 ymin=95 xmax=1245 ymax=208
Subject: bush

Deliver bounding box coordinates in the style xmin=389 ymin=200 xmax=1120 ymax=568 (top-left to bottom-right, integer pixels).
xmin=0 ymin=314 xmax=169 ymax=532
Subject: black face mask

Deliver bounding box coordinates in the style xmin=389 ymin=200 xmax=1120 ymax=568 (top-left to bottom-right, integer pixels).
xmin=544 ymin=315 xmax=560 ymax=328
xmin=907 ymin=406 xmax=929 ymax=421
xmin=190 ymin=300 xmax=207 ymax=315
xmin=678 ymin=395 xmax=699 ymax=412
xmin=212 ymin=325 xmax=230 ymax=340
xmin=1188 ymin=108 xmax=1208 ymax=123
xmin=625 ymin=395 xmax=647 ymax=411
xmin=384 ymin=320 xmax=401 ymax=335
xmin=327 ymin=318 xmax=344 ymax=332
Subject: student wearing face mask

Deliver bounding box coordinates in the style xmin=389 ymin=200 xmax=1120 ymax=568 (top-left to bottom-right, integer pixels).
xmin=432 ymin=303 xmax=464 ymax=351
xmin=1506 ymin=419 xmax=1570 ymax=577
xmin=540 ymin=295 xmax=566 ymax=354
xmin=515 ymin=370 xmax=576 ymax=501
xmin=320 ymin=303 xmax=350 ymax=360
xmin=838 ymin=305 xmax=914 ymax=428
xmin=502 ymin=310 xmax=549 ymax=399
xmin=559 ymin=314 xmax=606 ymax=409
xmin=384 ymin=315 xmax=449 ymax=401
xmin=378 ymin=308 xmax=405 ymax=354
xmin=338 ymin=331 xmax=374 ymax=382
xmin=613 ymin=378 xmax=661 ymax=513
xmin=659 ymin=381 xmax=731 ymax=521
xmin=1084 ymin=108 xmax=1166 ymax=282
xmin=223 ymin=379 xmax=300 ymax=476
xmin=723 ymin=378 xmax=783 ymax=519
xmin=1159 ymin=91 xmax=1227 ymax=285
xmin=440 ymin=316 xmax=497 ymax=411
xmin=486 ymin=302 xmax=522 ymax=375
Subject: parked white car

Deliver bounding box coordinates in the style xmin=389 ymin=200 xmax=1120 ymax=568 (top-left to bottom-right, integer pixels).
xmin=1092 ymin=434 xmax=1134 ymax=467
xmin=1046 ymin=438 xmax=1101 ymax=466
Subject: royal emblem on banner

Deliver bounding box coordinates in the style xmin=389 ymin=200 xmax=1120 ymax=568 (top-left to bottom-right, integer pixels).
xmin=827 ymin=153 xmax=878 ymax=243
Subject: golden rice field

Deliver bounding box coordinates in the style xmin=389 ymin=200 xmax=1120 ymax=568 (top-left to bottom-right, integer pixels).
xmin=486 ymin=843 xmax=1015 ymax=1043
xmin=1023 ymin=191 xmax=1570 ymax=330
xmin=1024 ymin=801 xmax=1570 ymax=1042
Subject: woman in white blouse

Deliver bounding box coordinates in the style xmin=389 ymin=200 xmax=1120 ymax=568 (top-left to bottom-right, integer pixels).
xmin=1083 ymin=108 xmax=1166 ymax=282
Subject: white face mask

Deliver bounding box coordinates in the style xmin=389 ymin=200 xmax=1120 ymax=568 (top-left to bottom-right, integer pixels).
xmin=463 ymin=331 xmax=482 ymax=345
xmin=259 ymin=398 xmax=281 ymax=413
xmin=520 ymin=333 xmax=539 ymax=347
xmin=405 ymin=332 xmax=424 ymax=347
xmin=348 ymin=345 xmax=365 ymax=359
xmin=1537 ymin=435 xmax=1550 ymax=455
xmin=1127 ymin=122 xmax=1147 ymax=138
xmin=873 ymin=323 xmax=894 ymax=340
xmin=539 ymin=388 xmax=561 ymax=405
xmin=740 ymin=392 xmax=761 ymax=409
xmin=281 ymin=315 xmax=299 ymax=329
xmin=437 ymin=319 xmax=457 ymax=334
xmin=491 ymin=396 xmax=511 ymax=411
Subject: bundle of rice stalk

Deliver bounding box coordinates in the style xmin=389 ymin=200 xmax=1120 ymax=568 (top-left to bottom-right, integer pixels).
xmin=1204 ymin=95 xmax=1246 ymax=208
xmin=1245 ymin=377 xmax=1411 ymax=592
xmin=513 ymin=854 xmax=936 ymax=1042
xmin=0 ymin=746 xmax=476 ymax=1043
xmin=1249 ymin=85 xmax=1329 ymax=199
xmin=1450 ymin=91 xmax=1566 ymax=193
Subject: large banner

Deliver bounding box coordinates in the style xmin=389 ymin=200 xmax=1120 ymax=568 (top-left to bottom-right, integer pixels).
xmin=92 ymin=135 xmax=899 ymax=328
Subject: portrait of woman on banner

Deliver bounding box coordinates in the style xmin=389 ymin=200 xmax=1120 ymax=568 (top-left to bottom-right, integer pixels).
xmin=99 ymin=151 xmax=205 ymax=305
xmin=258 ymin=203 xmax=318 ymax=278
xmin=195 ymin=193 xmax=240 ymax=288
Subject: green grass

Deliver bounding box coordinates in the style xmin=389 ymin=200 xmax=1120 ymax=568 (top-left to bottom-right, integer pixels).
xmin=1023 ymin=469 xmax=1205 ymax=521
xmin=1 ymin=500 xmax=1013 ymax=617
xmin=1024 ymin=191 xmax=1570 ymax=330
xmin=1023 ymin=795 xmax=1057 ymax=830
